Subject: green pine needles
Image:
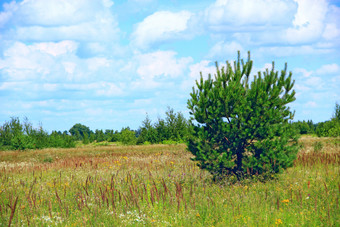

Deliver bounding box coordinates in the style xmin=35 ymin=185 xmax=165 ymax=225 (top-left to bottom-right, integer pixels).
xmin=187 ymin=51 xmax=299 ymax=181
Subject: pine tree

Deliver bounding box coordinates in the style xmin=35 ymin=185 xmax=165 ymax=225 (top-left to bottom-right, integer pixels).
xmin=187 ymin=51 xmax=299 ymax=180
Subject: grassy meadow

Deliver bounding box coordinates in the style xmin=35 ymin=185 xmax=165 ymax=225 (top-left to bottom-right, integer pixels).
xmin=0 ymin=136 xmax=339 ymax=226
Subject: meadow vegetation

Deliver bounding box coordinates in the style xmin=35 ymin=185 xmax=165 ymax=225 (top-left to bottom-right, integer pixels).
xmin=0 ymin=136 xmax=338 ymax=226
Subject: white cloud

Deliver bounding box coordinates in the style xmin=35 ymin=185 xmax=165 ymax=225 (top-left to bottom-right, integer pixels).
xmin=189 ymin=60 xmax=216 ymax=79
xmin=136 ymin=50 xmax=193 ymax=80
xmin=1 ymin=0 xmax=119 ymax=42
xmin=94 ymin=82 xmax=125 ymax=97
xmin=255 ymin=45 xmax=332 ymax=57
xmin=11 ymin=18 xmax=119 ymax=42
xmin=16 ymin=0 xmax=113 ymax=26
xmin=0 ymin=41 xmax=78 ymax=81
xmin=203 ymin=0 xmax=339 ymax=50
xmin=315 ymin=63 xmax=340 ymax=75
xmin=323 ymin=4 xmax=340 ymax=43
xmin=62 ymin=62 xmax=76 ymax=74
xmin=86 ymin=57 xmax=111 ymax=71
xmin=131 ymin=79 xmax=161 ymax=90
xmin=294 ymin=68 xmax=312 ymax=77
xmin=180 ymin=60 xmax=217 ymax=91
xmin=42 ymin=83 xmax=58 ymax=92
xmin=102 ymin=0 xmax=114 ymax=8
xmin=0 ymin=41 xmax=122 ymax=83
xmin=304 ymin=101 xmax=318 ymax=108
xmin=0 ymin=1 xmax=17 ymax=28
xmin=331 ymin=75 xmax=340 ymax=87
xmin=33 ymin=41 xmax=78 ymax=56
xmin=322 ymin=23 xmax=340 ymax=40
xmin=0 ymin=81 xmax=28 ymax=91
xmin=285 ymin=0 xmax=328 ymax=44
xmin=131 ymin=11 xmax=193 ymax=49
xmin=295 ymin=84 xmax=311 ymax=96
xmin=305 ymin=76 xmax=324 ymax=89
xmin=58 ymin=82 xmax=124 ymax=97
xmin=207 ymin=41 xmax=245 ymax=59
xmin=204 ymin=0 xmax=296 ymax=31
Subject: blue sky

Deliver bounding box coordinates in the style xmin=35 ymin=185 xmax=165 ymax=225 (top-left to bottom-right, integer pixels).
xmin=0 ymin=0 xmax=339 ymax=132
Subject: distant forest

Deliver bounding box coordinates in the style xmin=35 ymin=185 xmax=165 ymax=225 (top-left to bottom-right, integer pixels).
xmin=0 ymin=104 xmax=339 ymax=151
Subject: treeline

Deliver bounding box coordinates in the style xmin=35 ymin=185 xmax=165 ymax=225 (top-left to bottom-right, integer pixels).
xmin=1 ymin=104 xmax=339 ymax=151
xmin=0 ymin=108 xmax=192 ymax=150
xmin=0 ymin=117 xmax=75 ymax=150
xmin=69 ymin=107 xmax=192 ymax=145
xmin=291 ymin=103 xmax=340 ymax=137
xmin=136 ymin=108 xmax=192 ymax=144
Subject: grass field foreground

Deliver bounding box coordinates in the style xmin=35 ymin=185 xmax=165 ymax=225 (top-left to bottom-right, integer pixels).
xmin=0 ymin=136 xmax=339 ymax=226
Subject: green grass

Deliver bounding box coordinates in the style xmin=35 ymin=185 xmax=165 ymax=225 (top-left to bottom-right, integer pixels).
xmin=0 ymin=136 xmax=339 ymax=226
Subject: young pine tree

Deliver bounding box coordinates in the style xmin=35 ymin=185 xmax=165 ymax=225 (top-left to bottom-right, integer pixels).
xmin=187 ymin=51 xmax=299 ymax=180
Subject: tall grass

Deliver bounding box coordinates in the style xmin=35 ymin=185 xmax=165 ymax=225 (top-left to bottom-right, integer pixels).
xmin=0 ymin=136 xmax=339 ymax=226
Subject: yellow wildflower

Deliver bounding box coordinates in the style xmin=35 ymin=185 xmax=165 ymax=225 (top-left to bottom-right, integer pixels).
xmin=281 ymin=199 xmax=289 ymax=204
xmin=275 ymin=218 xmax=283 ymax=225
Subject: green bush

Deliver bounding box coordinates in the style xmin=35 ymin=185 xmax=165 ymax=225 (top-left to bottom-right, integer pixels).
xmin=120 ymin=128 xmax=137 ymax=145
xmin=316 ymin=120 xmax=340 ymax=137
xmin=162 ymin=140 xmax=178 ymax=145
xmin=316 ymin=103 xmax=340 ymax=137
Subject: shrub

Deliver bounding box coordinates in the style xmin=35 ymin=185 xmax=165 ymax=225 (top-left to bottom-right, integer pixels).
xmin=187 ymin=51 xmax=299 ymax=180
xmin=315 ymin=103 xmax=340 ymax=137
xmin=120 ymin=128 xmax=137 ymax=145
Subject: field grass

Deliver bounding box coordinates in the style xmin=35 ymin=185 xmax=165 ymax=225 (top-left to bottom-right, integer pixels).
xmin=0 ymin=136 xmax=339 ymax=226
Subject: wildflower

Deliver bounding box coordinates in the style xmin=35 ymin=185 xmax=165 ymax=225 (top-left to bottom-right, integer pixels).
xmin=275 ymin=218 xmax=283 ymax=225
xmin=151 ymin=219 xmax=156 ymax=223
xmin=281 ymin=199 xmax=289 ymax=204
xmin=196 ymin=213 xmax=200 ymax=217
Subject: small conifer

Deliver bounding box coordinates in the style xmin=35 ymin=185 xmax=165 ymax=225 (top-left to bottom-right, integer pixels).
xmin=187 ymin=51 xmax=299 ymax=180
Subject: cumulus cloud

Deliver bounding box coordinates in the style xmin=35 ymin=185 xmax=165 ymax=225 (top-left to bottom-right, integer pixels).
xmin=207 ymin=41 xmax=245 ymax=60
xmin=188 ymin=60 xmax=216 ymax=79
xmin=204 ymin=0 xmax=296 ymax=31
xmin=0 ymin=0 xmax=119 ymax=42
xmin=33 ymin=41 xmax=78 ymax=56
xmin=0 ymin=41 xmax=79 ymax=81
xmin=322 ymin=4 xmax=340 ymax=43
xmin=285 ymin=0 xmax=328 ymax=44
xmin=131 ymin=11 xmax=193 ymax=49
xmin=255 ymin=45 xmax=332 ymax=57
xmin=136 ymin=50 xmax=193 ymax=80
xmin=0 ymin=39 xmax=126 ymax=101
xmin=323 ymin=23 xmax=340 ymax=40
xmin=204 ymin=0 xmax=339 ymax=56
xmin=315 ymin=63 xmax=340 ymax=75
xmin=0 ymin=1 xmax=17 ymax=28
